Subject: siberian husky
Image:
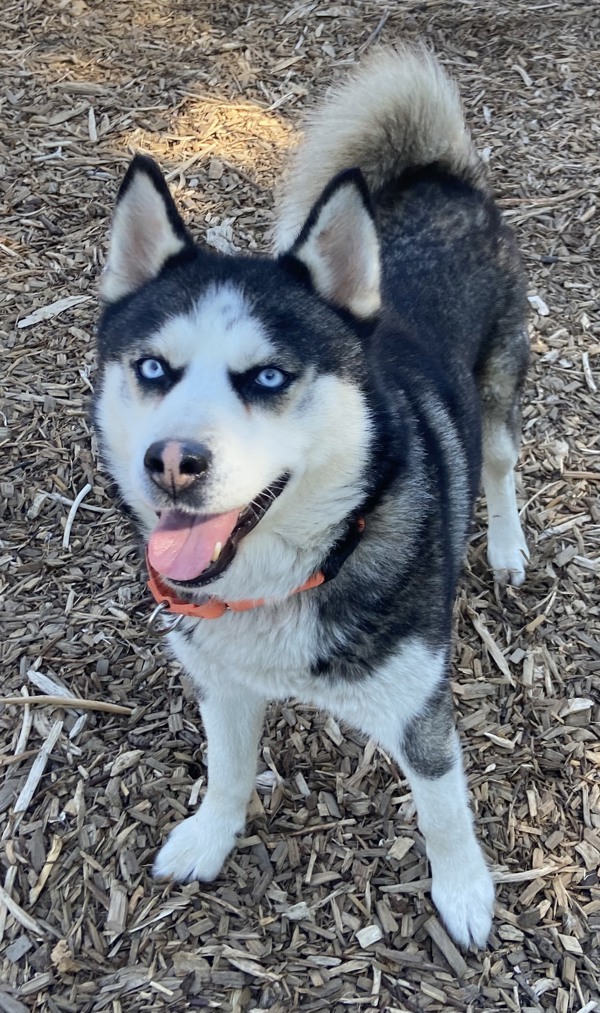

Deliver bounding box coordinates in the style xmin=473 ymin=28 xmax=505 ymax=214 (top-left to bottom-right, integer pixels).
xmin=94 ymin=46 xmax=529 ymax=948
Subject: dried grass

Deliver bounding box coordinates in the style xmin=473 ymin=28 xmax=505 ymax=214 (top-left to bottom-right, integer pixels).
xmin=1 ymin=1 xmax=599 ymax=1011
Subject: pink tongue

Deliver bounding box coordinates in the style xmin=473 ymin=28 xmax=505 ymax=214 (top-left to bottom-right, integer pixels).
xmin=148 ymin=509 xmax=240 ymax=581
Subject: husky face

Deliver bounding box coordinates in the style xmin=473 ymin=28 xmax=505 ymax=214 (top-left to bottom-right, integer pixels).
xmin=95 ymin=158 xmax=381 ymax=595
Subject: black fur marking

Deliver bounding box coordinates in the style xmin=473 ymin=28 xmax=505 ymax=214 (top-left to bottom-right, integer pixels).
xmin=401 ymin=680 xmax=456 ymax=780
xmin=310 ymin=346 xmax=477 ymax=682
xmin=309 ymin=516 xmax=440 ymax=683
xmin=384 ymin=161 xmax=483 ymax=201
xmin=96 ymin=248 xmax=369 ymax=379
xmin=320 ymin=517 xmax=366 ymax=583
xmin=180 ymin=624 xmax=196 ymax=645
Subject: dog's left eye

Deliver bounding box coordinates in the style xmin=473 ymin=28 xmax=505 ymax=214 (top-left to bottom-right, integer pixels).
xmin=229 ymin=365 xmax=294 ymax=401
xmin=255 ymin=367 xmax=287 ymax=389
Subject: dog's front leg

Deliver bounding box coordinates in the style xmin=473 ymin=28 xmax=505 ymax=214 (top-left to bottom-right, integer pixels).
xmin=153 ymin=681 xmax=266 ymax=882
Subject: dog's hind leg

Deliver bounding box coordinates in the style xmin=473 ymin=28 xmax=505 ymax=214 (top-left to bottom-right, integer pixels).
xmin=153 ymin=682 xmax=266 ymax=882
xmin=478 ymin=307 xmax=530 ymax=586
xmin=482 ymin=416 xmax=529 ymax=586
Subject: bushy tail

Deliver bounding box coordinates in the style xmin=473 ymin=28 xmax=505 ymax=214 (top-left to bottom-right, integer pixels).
xmin=274 ymin=44 xmax=487 ymax=251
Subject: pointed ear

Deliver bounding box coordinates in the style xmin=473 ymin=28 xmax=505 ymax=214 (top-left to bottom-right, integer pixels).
xmin=99 ymin=155 xmax=192 ymax=303
xmin=287 ymin=169 xmax=381 ymax=319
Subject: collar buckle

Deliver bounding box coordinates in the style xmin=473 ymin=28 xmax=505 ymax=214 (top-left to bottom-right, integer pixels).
xmin=147 ymin=601 xmax=185 ymax=636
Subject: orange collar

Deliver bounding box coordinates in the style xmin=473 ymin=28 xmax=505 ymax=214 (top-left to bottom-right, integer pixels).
xmin=146 ymin=552 xmax=325 ymax=620
xmin=145 ymin=515 xmax=365 ymax=622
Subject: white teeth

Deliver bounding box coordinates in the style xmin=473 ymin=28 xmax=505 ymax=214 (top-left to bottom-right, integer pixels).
xmin=211 ymin=541 xmax=223 ymax=563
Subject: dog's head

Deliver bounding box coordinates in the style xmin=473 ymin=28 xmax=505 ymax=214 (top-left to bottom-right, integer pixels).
xmin=95 ymin=156 xmax=384 ymax=598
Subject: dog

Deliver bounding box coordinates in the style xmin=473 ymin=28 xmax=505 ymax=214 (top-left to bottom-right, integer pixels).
xmin=94 ymin=45 xmax=529 ymax=949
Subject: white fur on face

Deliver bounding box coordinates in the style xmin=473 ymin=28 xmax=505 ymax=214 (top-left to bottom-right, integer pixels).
xmin=97 ymin=283 xmax=373 ymax=595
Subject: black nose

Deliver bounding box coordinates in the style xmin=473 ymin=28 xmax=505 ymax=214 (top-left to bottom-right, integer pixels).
xmin=144 ymin=440 xmax=212 ymax=493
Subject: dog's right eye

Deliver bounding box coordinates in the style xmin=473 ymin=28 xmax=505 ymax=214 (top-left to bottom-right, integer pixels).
xmin=133 ymin=357 xmax=182 ymax=392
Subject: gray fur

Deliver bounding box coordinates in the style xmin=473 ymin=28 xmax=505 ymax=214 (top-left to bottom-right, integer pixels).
xmin=402 ymin=680 xmax=456 ymax=779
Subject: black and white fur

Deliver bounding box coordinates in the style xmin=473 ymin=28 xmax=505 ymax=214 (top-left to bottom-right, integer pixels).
xmin=95 ymin=45 xmax=530 ymax=949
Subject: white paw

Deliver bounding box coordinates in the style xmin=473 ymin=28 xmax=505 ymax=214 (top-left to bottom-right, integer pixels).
xmin=430 ymin=848 xmax=495 ymax=949
xmin=488 ymin=518 xmax=529 ymax=587
xmin=153 ymin=802 xmax=243 ymax=882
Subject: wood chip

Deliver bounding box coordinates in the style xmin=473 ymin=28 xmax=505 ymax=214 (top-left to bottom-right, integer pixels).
xmin=355 ymin=924 xmax=383 ymax=948
xmin=423 ymin=915 xmax=468 ymax=977
xmin=471 ymin=615 xmax=515 ymax=684
xmin=387 ymin=836 xmax=415 ymax=861
xmin=0 ymin=884 xmax=45 ymax=938
xmin=558 ymin=934 xmax=584 ymax=956
xmin=1 ymin=696 xmax=132 ymax=715
xmin=13 ymin=720 xmax=63 ymax=813
xmin=16 ymin=296 xmax=91 ymax=329
xmin=29 ymin=835 xmax=63 ymax=906
xmin=106 ymin=883 xmax=128 ymax=934
xmin=62 ymin=482 xmax=92 ymax=549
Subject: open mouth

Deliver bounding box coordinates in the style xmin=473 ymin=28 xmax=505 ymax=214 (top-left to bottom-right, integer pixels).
xmin=147 ymin=475 xmax=290 ymax=587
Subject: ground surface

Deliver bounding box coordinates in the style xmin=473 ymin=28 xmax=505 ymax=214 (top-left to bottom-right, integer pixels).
xmin=1 ymin=1 xmax=599 ymax=1011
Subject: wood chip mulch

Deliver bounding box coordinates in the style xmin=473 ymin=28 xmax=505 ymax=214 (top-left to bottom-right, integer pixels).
xmin=1 ymin=2 xmax=599 ymax=1011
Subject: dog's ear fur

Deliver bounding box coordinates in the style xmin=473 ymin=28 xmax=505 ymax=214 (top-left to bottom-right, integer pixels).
xmin=286 ymin=169 xmax=381 ymax=319
xmin=99 ymin=155 xmax=192 ymax=303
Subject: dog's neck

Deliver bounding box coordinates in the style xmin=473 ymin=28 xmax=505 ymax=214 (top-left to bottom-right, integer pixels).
xmin=146 ymin=513 xmax=367 ymax=623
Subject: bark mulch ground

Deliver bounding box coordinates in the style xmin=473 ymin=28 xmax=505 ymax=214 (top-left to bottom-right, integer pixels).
xmin=1 ymin=1 xmax=599 ymax=1011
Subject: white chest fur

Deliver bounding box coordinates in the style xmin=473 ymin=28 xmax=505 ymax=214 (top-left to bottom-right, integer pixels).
xmin=169 ymin=598 xmax=321 ymax=701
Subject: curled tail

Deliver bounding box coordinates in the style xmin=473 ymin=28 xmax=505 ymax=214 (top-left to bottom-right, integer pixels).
xmin=274 ymin=45 xmax=487 ymax=251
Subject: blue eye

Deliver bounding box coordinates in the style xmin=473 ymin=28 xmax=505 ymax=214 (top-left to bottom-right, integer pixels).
xmin=136 ymin=358 xmax=166 ymax=381
xmin=229 ymin=364 xmax=294 ymax=402
xmin=255 ymin=367 xmax=286 ymax=389
xmin=134 ymin=357 xmax=183 ymax=392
